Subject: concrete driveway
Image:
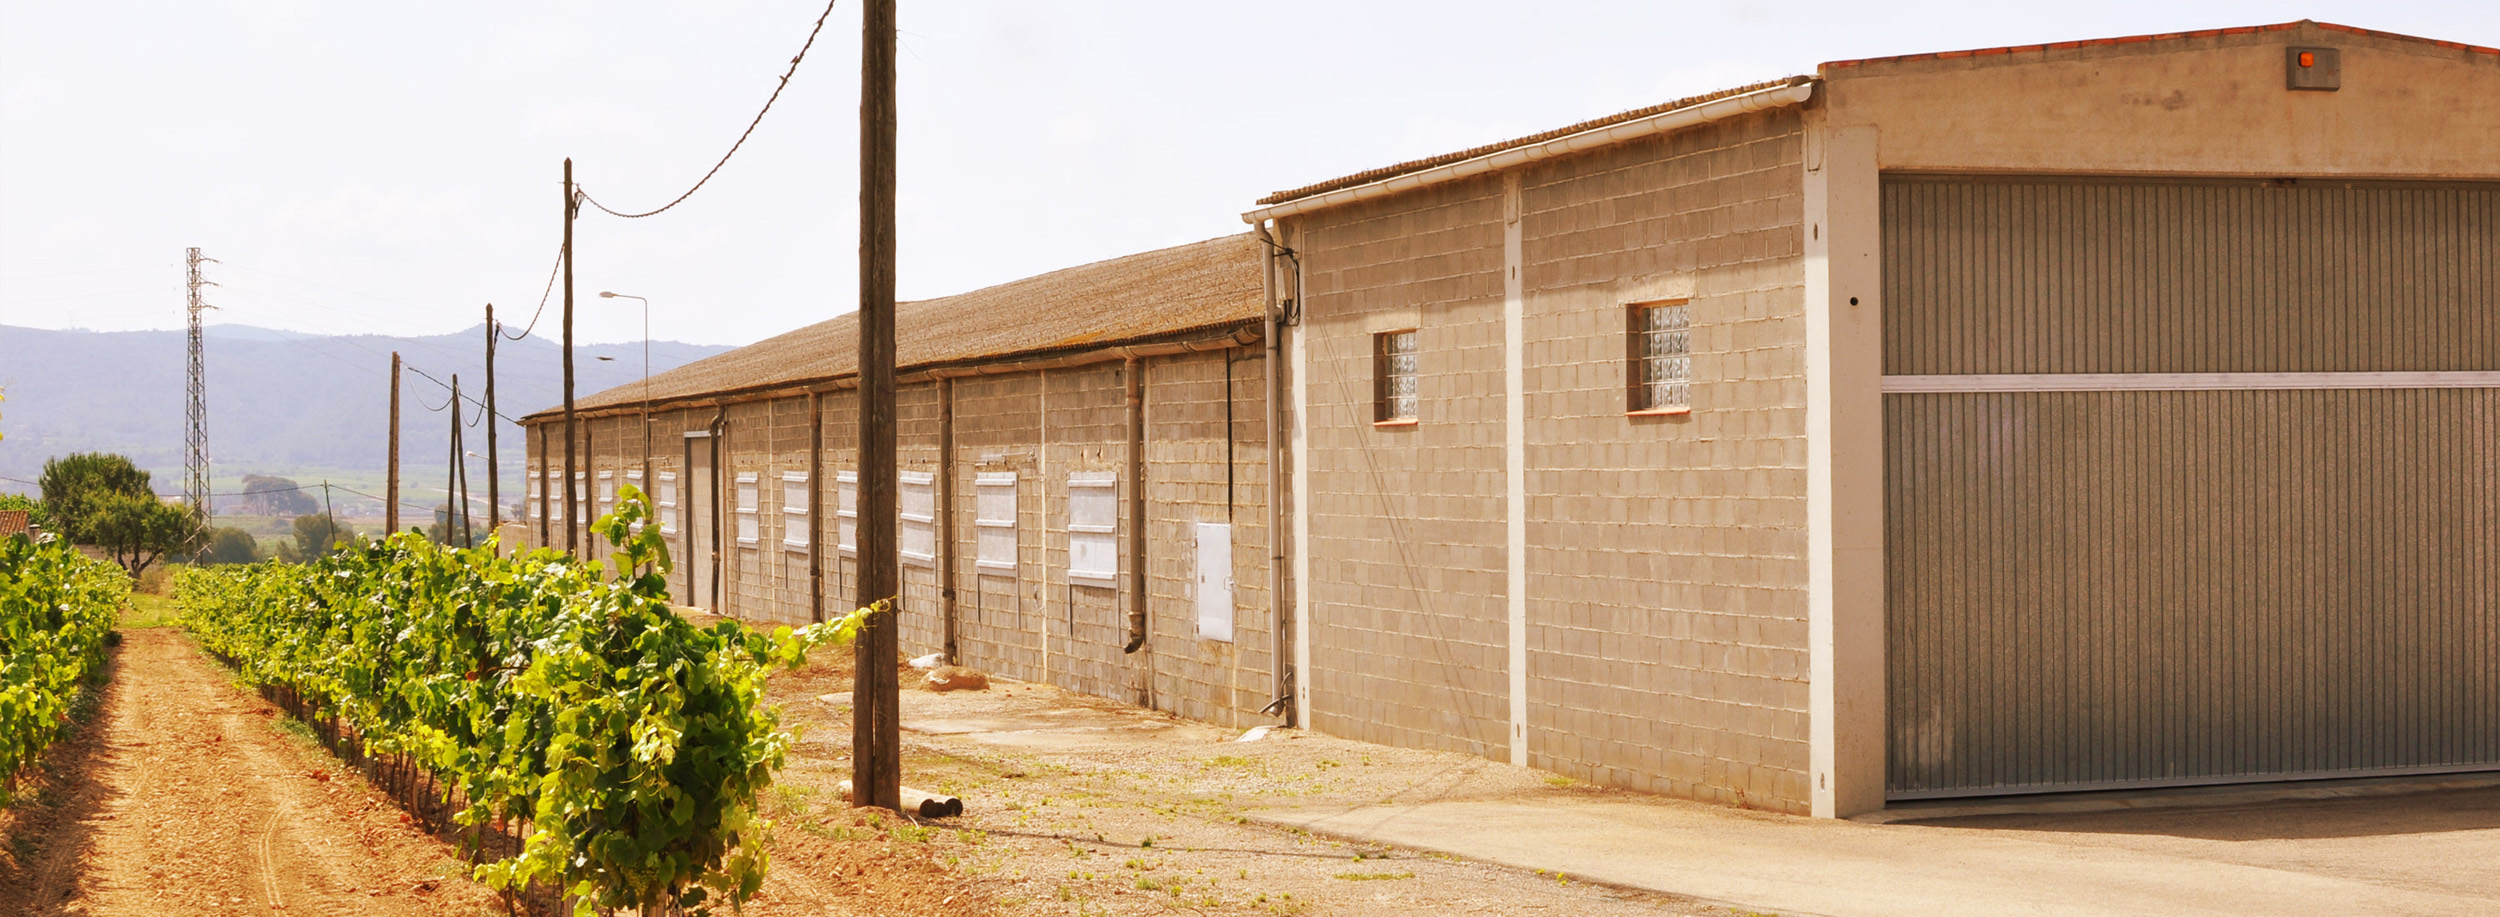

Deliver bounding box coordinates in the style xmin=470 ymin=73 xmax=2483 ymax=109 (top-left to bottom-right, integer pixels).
xmin=1252 ymin=778 xmax=2500 ymax=916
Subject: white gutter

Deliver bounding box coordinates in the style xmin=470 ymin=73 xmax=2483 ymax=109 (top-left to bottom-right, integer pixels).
xmin=1241 ymin=81 xmax=1818 ymax=224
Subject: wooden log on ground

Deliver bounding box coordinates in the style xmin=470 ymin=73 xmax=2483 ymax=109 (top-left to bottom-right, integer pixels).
xmin=838 ymin=779 xmax=963 ymax=818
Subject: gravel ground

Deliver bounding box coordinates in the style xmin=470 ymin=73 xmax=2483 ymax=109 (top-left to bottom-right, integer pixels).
xmin=733 ymin=652 xmax=1743 ymax=917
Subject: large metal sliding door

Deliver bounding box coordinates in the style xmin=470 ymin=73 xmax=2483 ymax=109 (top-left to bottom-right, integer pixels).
xmin=1882 ymin=176 xmax=2500 ymax=798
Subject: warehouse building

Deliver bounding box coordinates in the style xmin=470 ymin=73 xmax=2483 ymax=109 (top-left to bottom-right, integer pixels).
xmin=522 ymin=236 xmax=1285 ymax=727
xmin=532 ymin=20 xmax=2498 ymax=818
xmin=1243 ymin=19 xmax=2497 ymax=817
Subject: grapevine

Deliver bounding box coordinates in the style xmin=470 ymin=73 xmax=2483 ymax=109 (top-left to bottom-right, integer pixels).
xmin=178 ymin=486 xmax=882 ymax=913
xmin=0 ymin=532 xmax=126 ymax=806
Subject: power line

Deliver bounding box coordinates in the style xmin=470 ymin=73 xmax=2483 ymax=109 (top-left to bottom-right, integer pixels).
xmin=501 ymin=242 xmax=564 ymax=341
xmin=577 ymin=0 xmax=839 ymax=220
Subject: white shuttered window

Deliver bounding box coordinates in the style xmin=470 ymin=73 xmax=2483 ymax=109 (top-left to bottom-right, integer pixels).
xmin=974 ymin=472 xmax=1017 ymax=573
xmin=1067 ymin=472 xmax=1118 ymax=587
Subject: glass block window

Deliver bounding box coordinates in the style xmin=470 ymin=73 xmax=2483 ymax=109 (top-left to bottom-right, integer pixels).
xmin=781 ymin=473 xmax=810 ymax=550
xmin=1629 ymin=301 xmax=1692 ymax=413
xmin=1373 ymin=329 xmax=1418 ymax=423
xmin=974 ymin=472 xmax=1017 ymax=573
xmin=734 ymin=472 xmax=760 ymax=544
xmin=657 ymin=471 xmax=678 ymax=535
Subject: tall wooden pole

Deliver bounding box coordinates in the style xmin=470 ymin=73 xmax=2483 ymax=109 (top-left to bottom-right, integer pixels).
xmin=454 ymin=374 xmax=475 ymax=548
xmin=485 ymin=304 xmax=501 ymax=536
xmin=852 ymin=0 xmax=902 ymax=814
xmin=562 ymin=158 xmax=581 ymax=556
xmin=447 ymin=374 xmax=462 ymax=545
xmin=387 ymin=351 xmax=402 ymax=536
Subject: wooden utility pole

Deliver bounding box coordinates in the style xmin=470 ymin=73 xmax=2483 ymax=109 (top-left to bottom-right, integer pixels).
xmin=485 ymin=304 xmax=501 ymax=535
xmin=446 ymin=374 xmax=462 ymax=545
xmin=852 ymin=0 xmax=902 ymax=814
xmin=387 ymin=351 xmax=402 ymax=536
xmin=453 ymin=374 xmax=476 ymax=548
xmin=562 ymin=158 xmax=581 ymax=556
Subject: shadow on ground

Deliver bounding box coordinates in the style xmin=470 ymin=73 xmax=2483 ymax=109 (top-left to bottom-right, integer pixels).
xmin=0 ymin=644 xmax=126 ymax=916
xmin=1892 ymin=784 xmax=2500 ymax=841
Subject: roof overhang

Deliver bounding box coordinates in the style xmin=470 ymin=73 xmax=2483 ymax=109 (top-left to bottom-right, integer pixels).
xmin=1242 ymin=80 xmax=1817 ymax=225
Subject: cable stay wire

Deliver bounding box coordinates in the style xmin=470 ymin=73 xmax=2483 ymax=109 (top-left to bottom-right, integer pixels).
xmin=399 ymin=362 xmax=521 ymax=425
xmin=576 ymin=0 xmax=839 ymax=219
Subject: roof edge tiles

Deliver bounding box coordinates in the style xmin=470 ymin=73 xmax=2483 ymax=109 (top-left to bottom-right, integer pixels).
xmin=1251 ymin=20 xmax=2494 ymax=216
xmin=1821 ymin=19 xmax=2498 ymax=70
xmin=521 ymin=233 xmax=1266 ymax=423
xmin=1252 ymin=76 xmax=1814 ymax=208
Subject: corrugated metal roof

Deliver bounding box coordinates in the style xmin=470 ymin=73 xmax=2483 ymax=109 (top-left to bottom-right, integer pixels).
xmin=530 ymin=233 xmax=1264 ymax=419
xmin=1254 ymin=76 xmax=1812 ymax=207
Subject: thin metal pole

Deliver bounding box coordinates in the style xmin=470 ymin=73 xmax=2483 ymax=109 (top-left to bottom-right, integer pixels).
xmin=852 ymin=0 xmax=902 ymax=814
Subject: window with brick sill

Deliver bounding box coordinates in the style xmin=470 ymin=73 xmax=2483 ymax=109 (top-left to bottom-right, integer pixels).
xmin=1374 ymin=328 xmax=1419 ymax=423
xmin=1628 ymin=301 xmax=1692 ymax=414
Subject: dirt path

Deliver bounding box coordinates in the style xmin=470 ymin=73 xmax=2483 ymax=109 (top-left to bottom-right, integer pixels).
xmin=0 ymin=627 xmax=497 ymax=917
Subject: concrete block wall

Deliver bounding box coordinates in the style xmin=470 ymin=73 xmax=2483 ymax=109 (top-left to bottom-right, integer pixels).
xmin=816 ymin=389 xmax=865 ymax=622
xmin=1145 ymin=350 xmax=1277 ymax=729
xmin=1026 ymin=364 xmax=1137 ymax=701
xmin=1295 ymin=174 xmax=1515 ymax=760
xmin=723 ymin=401 xmax=776 ymax=621
xmin=641 ymin=406 xmax=695 ymax=605
xmin=894 ymin=381 xmax=947 ymax=656
xmin=1516 ymin=108 xmax=1812 ymax=812
xmin=950 ymin=372 xmax=1049 ymax=683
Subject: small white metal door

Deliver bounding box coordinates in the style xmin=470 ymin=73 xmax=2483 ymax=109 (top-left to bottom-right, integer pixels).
xmin=1195 ymin=522 xmax=1234 ymax=642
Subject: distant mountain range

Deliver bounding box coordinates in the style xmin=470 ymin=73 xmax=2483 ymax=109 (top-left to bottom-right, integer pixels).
xmin=0 ymin=324 xmax=735 ymax=513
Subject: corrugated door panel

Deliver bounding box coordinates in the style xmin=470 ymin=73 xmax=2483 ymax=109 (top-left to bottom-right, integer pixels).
xmin=1883 ymin=177 xmax=2500 ymax=798
xmin=1885 ymin=390 xmax=2499 ymax=796
xmin=1883 ymin=178 xmax=2500 ymax=375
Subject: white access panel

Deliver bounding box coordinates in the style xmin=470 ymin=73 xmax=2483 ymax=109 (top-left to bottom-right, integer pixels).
xmin=1195 ymin=522 xmax=1234 ymax=642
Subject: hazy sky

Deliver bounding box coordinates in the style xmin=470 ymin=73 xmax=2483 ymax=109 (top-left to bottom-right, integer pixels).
xmin=3 ymin=1 xmax=2491 ymax=348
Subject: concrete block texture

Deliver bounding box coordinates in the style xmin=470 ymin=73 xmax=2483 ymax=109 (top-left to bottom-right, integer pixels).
xmin=1519 ymin=107 xmax=1812 ymax=813
xmin=1287 ymin=107 xmax=1812 ymax=811
xmin=1144 ymin=351 xmax=1278 ymax=729
xmin=1295 ymin=173 xmax=1516 ymax=762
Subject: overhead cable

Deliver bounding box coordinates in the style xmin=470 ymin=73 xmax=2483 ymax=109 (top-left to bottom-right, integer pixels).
xmin=577 ymin=0 xmax=840 ymax=219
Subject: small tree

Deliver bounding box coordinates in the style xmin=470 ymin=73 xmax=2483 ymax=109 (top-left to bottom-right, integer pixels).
xmin=88 ymin=490 xmax=198 ymax=576
xmin=238 ymin=474 xmax=318 ymax=516
xmin=277 ymin=513 xmax=356 ymax=563
xmin=197 ymin=527 xmax=260 ymax=565
xmin=39 ymin=452 xmax=156 ymax=544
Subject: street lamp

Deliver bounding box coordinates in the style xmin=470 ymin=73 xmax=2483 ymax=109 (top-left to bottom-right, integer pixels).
xmin=598 ymin=291 xmax=653 ymax=496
